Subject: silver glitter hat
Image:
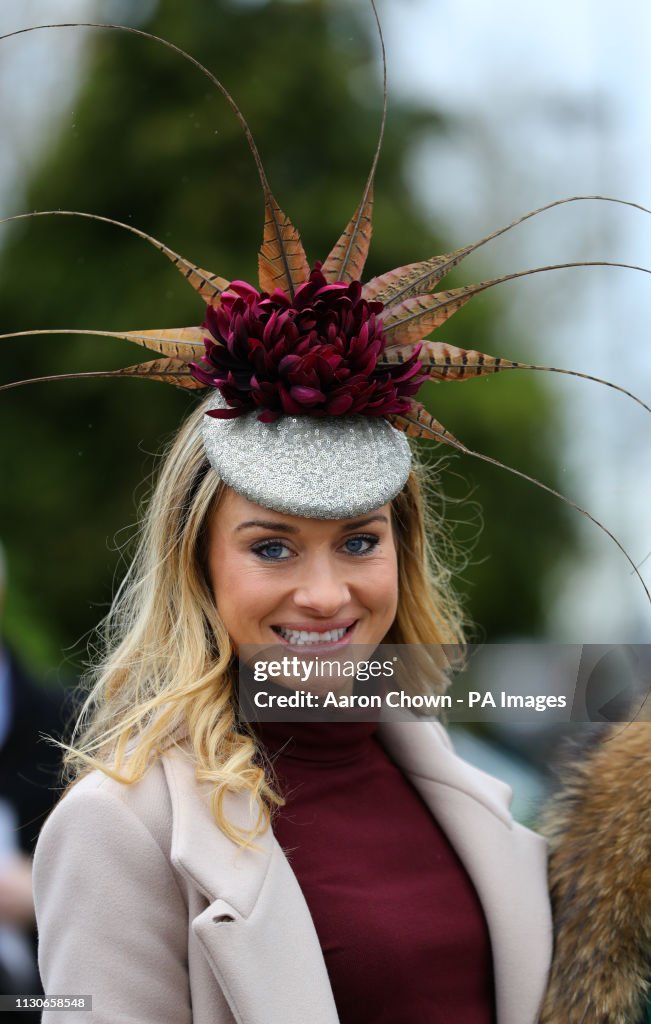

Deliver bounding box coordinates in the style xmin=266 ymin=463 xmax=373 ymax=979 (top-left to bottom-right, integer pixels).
xmin=201 ymin=389 xmax=412 ymax=518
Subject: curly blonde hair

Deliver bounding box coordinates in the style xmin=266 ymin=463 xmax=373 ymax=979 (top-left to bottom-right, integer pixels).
xmin=55 ymin=394 xmax=466 ymax=844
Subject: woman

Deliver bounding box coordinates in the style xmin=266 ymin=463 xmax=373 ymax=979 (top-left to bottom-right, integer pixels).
xmin=6 ymin=13 xmax=648 ymax=1024
xmin=31 ymin=386 xmax=552 ymax=1024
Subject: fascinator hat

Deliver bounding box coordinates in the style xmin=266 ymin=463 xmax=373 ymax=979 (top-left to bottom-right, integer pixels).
xmin=0 ymin=6 xmax=650 ymax=598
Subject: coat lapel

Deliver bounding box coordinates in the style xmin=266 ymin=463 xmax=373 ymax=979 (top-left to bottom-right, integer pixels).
xmin=162 ymin=745 xmax=340 ymax=1024
xmin=162 ymin=721 xmax=551 ymax=1024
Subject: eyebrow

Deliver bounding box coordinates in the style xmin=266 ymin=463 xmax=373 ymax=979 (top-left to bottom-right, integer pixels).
xmin=234 ymin=514 xmax=390 ymax=534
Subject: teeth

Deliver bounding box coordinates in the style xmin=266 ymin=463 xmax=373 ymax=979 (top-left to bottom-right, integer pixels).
xmin=277 ymin=625 xmax=349 ymax=645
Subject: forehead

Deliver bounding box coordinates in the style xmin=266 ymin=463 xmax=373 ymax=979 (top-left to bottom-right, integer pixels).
xmin=210 ymin=487 xmax=392 ymax=536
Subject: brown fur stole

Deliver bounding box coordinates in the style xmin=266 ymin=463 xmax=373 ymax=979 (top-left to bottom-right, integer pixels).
xmin=538 ymin=722 xmax=651 ymax=1024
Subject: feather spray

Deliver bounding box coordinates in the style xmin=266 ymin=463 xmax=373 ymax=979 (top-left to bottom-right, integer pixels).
xmin=0 ymin=5 xmax=649 ymax=605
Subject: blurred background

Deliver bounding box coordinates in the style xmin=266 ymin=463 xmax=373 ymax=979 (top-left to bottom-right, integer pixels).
xmin=0 ymin=0 xmax=649 ymax=825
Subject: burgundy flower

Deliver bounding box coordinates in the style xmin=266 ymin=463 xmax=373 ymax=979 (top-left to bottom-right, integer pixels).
xmin=189 ymin=264 xmax=426 ymax=422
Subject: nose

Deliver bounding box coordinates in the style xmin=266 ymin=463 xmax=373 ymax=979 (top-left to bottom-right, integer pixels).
xmin=292 ymin=553 xmax=352 ymax=616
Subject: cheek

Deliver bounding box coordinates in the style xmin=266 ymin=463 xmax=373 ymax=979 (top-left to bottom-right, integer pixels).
xmin=363 ymin=551 xmax=399 ymax=611
xmin=209 ymin=547 xmax=277 ymax=627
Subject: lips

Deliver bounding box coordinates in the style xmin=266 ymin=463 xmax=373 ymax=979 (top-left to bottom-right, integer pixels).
xmin=271 ymin=620 xmax=358 ymax=648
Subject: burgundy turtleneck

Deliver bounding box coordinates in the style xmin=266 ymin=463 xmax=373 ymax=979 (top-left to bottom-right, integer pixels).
xmin=251 ymin=709 xmax=496 ymax=1023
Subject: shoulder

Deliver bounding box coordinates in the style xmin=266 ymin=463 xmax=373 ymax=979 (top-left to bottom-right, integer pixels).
xmin=32 ymin=746 xmax=202 ymax=942
xmin=35 ymin=744 xmax=186 ymax=871
xmin=32 ymin=751 xmax=194 ymax=1021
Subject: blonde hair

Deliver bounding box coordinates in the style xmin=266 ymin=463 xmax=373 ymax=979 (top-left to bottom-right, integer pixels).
xmin=55 ymin=395 xmax=466 ymax=844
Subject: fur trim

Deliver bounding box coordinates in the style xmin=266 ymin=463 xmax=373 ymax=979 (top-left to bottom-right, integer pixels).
xmin=538 ymin=722 xmax=651 ymax=1024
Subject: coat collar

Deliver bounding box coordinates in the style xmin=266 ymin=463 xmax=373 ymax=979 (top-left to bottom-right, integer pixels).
xmin=162 ymin=718 xmax=551 ymax=1024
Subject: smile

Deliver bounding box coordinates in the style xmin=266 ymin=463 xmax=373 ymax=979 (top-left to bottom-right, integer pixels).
xmin=272 ymin=622 xmax=357 ymax=646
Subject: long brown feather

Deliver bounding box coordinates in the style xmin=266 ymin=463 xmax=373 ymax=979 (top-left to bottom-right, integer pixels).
xmin=381 ymin=341 xmax=651 ymax=414
xmin=0 ymin=23 xmax=260 ymax=182
xmin=258 ymin=194 xmax=310 ymax=298
xmin=363 ymin=195 xmax=651 ymax=306
xmin=0 ymin=327 xmax=205 ymax=362
xmin=390 ymin=402 xmax=651 ymax=609
xmin=382 ymin=261 xmax=651 ymax=347
xmin=382 ymin=341 xmax=517 ymax=379
xmin=0 ymin=210 xmax=229 ymax=305
xmin=322 ymin=0 xmax=386 ymax=284
xmin=322 ymin=186 xmax=375 ymax=286
xmin=382 ymin=290 xmax=474 ymax=346
xmin=192 ymin=271 xmax=231 ymax=308
xmin=389 ymin=402 xmax=464 ymax=447
xmin=0 ymin=358 xmax=205 ymax=393
xmin=0 ymin=22 xmax=309 ymax=300
xmin=460 ymin=443 xmax=651 ymax=610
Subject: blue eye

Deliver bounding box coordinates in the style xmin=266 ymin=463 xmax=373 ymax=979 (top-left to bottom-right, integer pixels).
xmin=252 ymin=540 xmax=292 ymax=561
xmin=343 ymin=534 xmax=379 ymax=555
xmin=252 ymin=534 xmax=379 ymax=561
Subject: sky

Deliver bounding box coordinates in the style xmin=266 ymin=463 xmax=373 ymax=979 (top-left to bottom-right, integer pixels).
xmin=0 ymin=0 xmax=649 ymax=641
xmin=381 ymin=0 xmax=651 ymax=640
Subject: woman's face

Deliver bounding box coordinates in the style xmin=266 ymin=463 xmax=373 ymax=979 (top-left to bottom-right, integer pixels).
xmin=206 ymin=487 xmax=399 ymax=654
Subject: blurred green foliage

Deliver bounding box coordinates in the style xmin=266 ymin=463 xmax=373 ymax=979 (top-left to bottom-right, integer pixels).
xmin=0 ymin=0 xmax=574 ymax=673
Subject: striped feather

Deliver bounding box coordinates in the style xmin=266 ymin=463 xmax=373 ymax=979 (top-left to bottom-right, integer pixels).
xmin=0 ymin=357 xmax=206 ymax=393
xmin=382 ymin=288 xmax=474 ymax=347
xmin=172 ymin=264 xmax=230 ymax=306
xmin=0 ymin=326 xmax=205 ymax=362
xmin=381 ymin=341 xmax=651 ymax=413
xmin=112 ymin=357 xmax=206 ymax=388
xmin=365 ymin=253 xmax=467 ymax=306
xmin=380 ymin=341 xmax=516 ymax=380
xmin=363 ymin=195 xmax=651 ymax=307
xmin=0 ymin=210 xmax=229 ymax=306
xmin=322 ymin=184 xmax=375 ymax=284
xmin=112 ymin=327 xmax=205 ymax=359
xmin=258 ymin=192 xmax=310 ymax=298
xmin=0 ymin=21 xmax=302 ymax=308
xmin=390 ymin=402 xmax=464 ymax=448
xmin=383 ymin=260 xmax=651 ymax=348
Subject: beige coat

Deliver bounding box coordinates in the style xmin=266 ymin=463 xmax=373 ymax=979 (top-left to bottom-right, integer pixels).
xmin=33 ymin=718 xmax=552 ymax=1024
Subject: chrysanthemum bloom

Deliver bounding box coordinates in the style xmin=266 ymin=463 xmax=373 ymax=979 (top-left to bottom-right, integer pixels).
xmin=189 ymin=265 xmax=426 ymax=422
